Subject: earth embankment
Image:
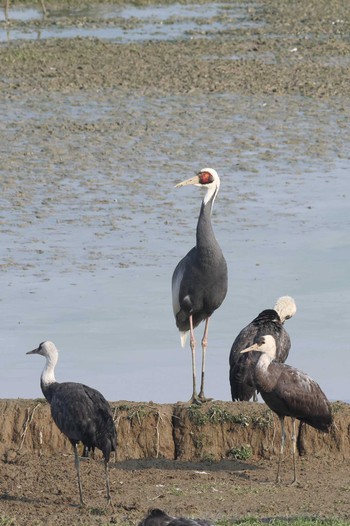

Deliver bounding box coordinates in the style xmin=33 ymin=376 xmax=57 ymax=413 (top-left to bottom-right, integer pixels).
xmin=1 ymin=399 xmax=349 ymax=462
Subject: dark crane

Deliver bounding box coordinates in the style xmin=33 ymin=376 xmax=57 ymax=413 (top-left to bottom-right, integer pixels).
xmin=27 ymin=340 xmax=117 ymax=507
xmin=240 ymin=334 xmax=333 ymax=484
xmin=229 ymin=296 xmax=296 ymax=401
xmin=172 ymin=168 xmax=228 ymax=403
xmin=139 ymin=508 xmax=214 ymax=526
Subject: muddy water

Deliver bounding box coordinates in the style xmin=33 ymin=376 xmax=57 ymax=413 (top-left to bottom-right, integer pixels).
xmin=0 ymin=2 xmax=259 ymax=42
xmin=0 ymin=1 xmax=349 ymax=404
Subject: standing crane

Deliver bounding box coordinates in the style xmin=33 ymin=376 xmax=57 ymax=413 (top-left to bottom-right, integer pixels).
xmin=172 ymin=168 xmax=228 ymax=403
xmin=27 ymin=341 xmax=116 ymax=507
xmin=3 ymin=0 xmax=46 ymax=21
xmin=240 ymin=334 xmax=333 ymax=484
xmin=138 ymin=508 xmax=214 ymax=526
xmin=229 ymin=296 xmax=296 ymax=401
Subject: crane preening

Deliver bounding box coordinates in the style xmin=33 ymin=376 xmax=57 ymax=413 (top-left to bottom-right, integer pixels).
xmin=229 ymin=296 xmax=296 ymax=401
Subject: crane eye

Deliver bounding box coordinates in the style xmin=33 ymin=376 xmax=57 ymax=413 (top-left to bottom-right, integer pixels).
xmin=198 ymin=172 xmax=214 ymax=185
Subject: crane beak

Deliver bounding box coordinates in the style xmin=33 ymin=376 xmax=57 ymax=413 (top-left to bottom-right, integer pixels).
xmin=26 ymin=348 xmax=39 ymax=355
xmin=240 ymin=343 xmax=260 ymax=354
xmin=175 ymin=175 xmax=200 ymax=188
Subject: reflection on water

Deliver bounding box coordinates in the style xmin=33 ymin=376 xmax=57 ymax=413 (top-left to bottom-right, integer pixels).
xmin=1 ymin=90 xmax=349 ymax=404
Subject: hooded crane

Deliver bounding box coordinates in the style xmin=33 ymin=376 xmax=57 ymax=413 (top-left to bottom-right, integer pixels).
xmin=229 ymin=296 xmax=296 ymax=402
xmin=27 ymin=341 xmax=116 ymax=507
xmin=240 ymin=334 xmax=333 ymax=484
xmin=139 ymin=508 xmax=214 ymax=526
xmin=172 ymin=168 xmax=228 ymax=403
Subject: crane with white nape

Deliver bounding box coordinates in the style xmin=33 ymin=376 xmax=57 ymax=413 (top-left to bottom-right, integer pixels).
xmin=172 ymin=168 xmax=228 ymax=404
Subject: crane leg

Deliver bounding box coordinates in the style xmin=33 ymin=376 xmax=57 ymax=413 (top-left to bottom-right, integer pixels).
xmin=73 ymin=443 xmax=85 ymax=506
xmin=276 ymin=415 xmax=286 ymax=484
xmin=198 ymin=317 xmax=212 ymax=402
xmin=40 ymin=0 xmax=47 ymax=16
xmin=189 ymin=315 xmax=199 ymax=404
xmin=290 ymin=417 xmax=299 ymax=485
xmin=104 ymin=460 xmax=114 ymax=509
xmin=4 ymin=0 xmax=9 ymax=21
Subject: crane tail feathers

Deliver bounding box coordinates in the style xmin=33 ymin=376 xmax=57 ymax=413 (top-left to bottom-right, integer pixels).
xmin=180 ymin=331 xmax=188 ymax=348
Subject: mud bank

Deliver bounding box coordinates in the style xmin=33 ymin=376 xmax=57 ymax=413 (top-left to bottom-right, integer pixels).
xmin=1 ymin=0 xmax=350 ymax=98
xmin=1 ymin=399 xmax=349 ymax=463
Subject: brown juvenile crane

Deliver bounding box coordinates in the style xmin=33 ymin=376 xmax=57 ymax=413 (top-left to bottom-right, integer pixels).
xmin=172 ymin=168 xmax=228 ymax=403
xmin=241 ymin=334 xmax=333 ymax=484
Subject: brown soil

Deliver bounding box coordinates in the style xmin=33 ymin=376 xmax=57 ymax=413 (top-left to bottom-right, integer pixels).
xmin=0 ymin=399 xmax=349 ymax=524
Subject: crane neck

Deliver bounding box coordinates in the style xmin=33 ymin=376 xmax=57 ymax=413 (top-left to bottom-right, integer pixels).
xmin=254 ymin=352 xmax=275 ymax=390
xmin=40 ymin=353 xmax=57 ymax=389
xmin=256 ymin=352 xmax=273 ymax=371
xmin=196 ymin=185 xmax=219 ymax=249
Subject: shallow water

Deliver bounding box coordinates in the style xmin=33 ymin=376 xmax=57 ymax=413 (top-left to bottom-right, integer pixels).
xmin=1 ymin=88 xmax=349 ymax=403
xmin=0 ymin=3 xmax=260 ymax=43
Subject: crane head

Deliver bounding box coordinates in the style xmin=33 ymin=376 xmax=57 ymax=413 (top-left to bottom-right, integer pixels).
xmin=27 ymin=340 xmax=58 ymax=358
xmin=175 ymin=167 xmax=219 ymax=189
xmin=274 ymin=296 xmax=297 ymax=323
xmin=240 ymin=334 xmax=277 ymax=360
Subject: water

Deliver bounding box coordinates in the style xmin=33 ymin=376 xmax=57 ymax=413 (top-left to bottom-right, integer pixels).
xmin=0 ymin=3 xmax=261 ymax=43
xmin=1 ymin=89 xmax=349 ymax=404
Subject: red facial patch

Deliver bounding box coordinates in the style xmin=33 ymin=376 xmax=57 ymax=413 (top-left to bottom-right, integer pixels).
xmin=198 ymin=171 xmax=214 ymax=185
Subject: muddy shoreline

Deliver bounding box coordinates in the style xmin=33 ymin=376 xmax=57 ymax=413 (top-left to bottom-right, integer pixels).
xmin=1 ymin=1 xmax=350 ymax=97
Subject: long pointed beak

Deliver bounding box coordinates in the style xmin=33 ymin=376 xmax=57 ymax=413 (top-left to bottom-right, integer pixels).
xmin=175 ymin=175 xmax=200 ymax=188
xmin=26 ymin=348 xmax=38 ymax=355
xmin=240 ymin=343 xmax=260 ymax=354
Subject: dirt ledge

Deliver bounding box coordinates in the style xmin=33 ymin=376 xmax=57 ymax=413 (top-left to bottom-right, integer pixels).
xmin=1 ymin=399 xmax=349 ymax=463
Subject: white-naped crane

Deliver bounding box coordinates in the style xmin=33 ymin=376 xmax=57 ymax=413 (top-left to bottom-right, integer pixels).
xmin=229 ymin=296 xmax=296 ymax=401
xmin=172 ymin=168 xmax=228 ymax=404
xmin=27 ymin=341 xmax=116 ymax=507
xmin=139 ymin=508 xmax=215 ymax=526
xmin=240 ymin=334 xmax=333 ymax=484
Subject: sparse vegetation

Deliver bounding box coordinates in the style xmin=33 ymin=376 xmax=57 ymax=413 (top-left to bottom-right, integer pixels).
xmin=228 ymin=445 xmax=252 ymax=461
xmin=216 ymin=519 xmax=350 ymax=526
xmin=330 ymin=401 xmax=346 ymax=415
xmin=0 ymin=517 xmax=16 ymax=526
xmin=250 ymin=409 xmax=274 ymax=429
xmin=188 ymin=404 xmax=253 ymax=427
xmin=114 ymin=402 xmax=160 ymax=424
xmin=0 ymin=515 xmax=348 ymax=526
